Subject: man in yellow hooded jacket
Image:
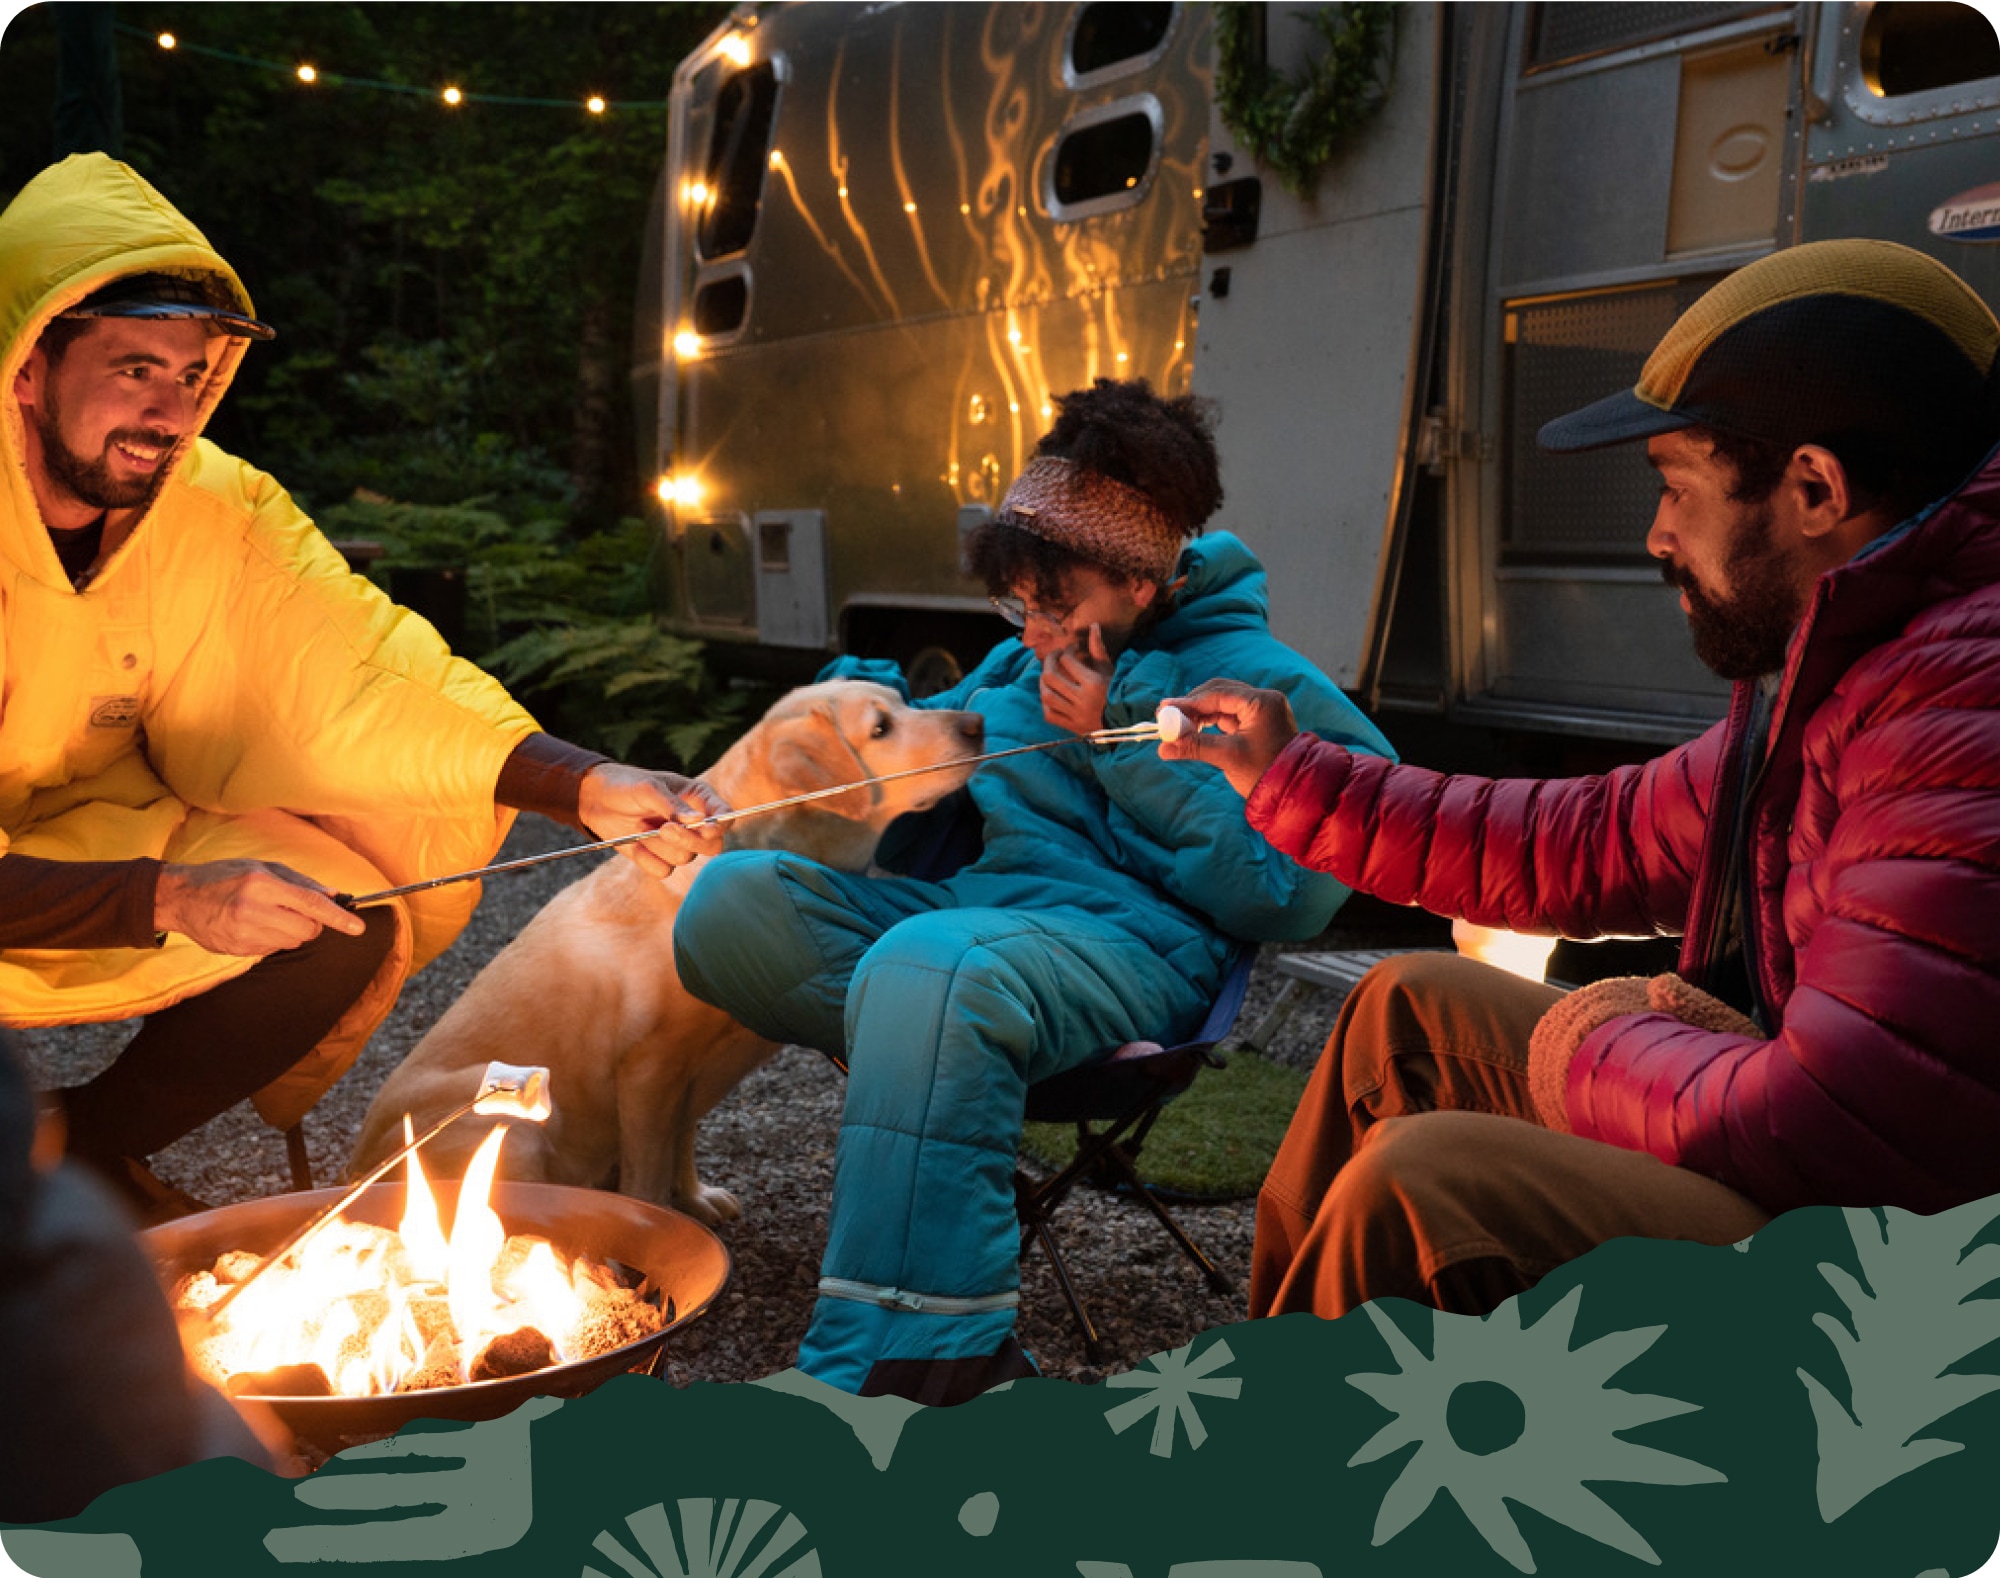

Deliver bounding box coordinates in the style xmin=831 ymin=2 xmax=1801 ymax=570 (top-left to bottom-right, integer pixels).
xmin=0 ymin=155 xmax=723 ymax=1219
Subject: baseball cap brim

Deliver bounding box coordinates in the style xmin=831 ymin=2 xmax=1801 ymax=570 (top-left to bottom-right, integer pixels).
xmin=61 ymin=297 xmax=275 ymax=341
xmin=1537 ymin=387 xmax=1695 ymax=453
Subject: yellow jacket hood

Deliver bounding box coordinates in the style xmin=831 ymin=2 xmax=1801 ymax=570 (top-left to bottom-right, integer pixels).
xmin=0 ymin=154 xmax=262 ymax=581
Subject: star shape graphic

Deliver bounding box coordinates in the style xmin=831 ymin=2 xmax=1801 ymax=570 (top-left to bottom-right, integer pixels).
xmin=1103 ymin=1336 xmax=1243 ymax=1457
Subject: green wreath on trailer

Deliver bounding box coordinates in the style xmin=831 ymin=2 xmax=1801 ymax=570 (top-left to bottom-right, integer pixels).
xmin=1213 ymin=1 xmax=1397 ymax=199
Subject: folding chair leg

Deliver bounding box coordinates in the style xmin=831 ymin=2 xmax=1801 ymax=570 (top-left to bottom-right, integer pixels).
xmin=1088 ymin=1142 xmax=1235 ymax=1297
xmin=1016 ymin=1169 xmax=1108 ymax=1365
xmin=1126 ymin=1179 xmax=1235 ymax=1296
xmin=1032 ymin=1217 xmax=1106 ymax=1367
xmin=283 ymin=1121 xmax=315 ymax=1191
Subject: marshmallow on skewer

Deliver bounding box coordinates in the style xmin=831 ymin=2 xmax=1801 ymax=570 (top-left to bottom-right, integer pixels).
xmin=1155 ymin=704 xmax=1191 ymax=742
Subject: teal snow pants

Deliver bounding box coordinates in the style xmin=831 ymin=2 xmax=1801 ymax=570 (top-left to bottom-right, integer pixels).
xmin=673 ymin=849 xmax=1218 ymax=1402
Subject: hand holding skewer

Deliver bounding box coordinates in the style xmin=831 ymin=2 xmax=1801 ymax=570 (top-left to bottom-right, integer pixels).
xmin=576 ymin=764 xmax=730 ymax=879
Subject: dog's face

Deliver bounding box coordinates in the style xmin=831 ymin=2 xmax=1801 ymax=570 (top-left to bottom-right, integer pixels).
xmin=728 ymin=679 xmax=985 ymax=830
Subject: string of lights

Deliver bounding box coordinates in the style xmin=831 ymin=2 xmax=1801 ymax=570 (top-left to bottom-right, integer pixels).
xmin=114 ymin=21 xmax=663 ymax=114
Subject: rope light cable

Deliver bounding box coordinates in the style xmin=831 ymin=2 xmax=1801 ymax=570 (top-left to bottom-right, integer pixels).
xmin=112 ymin=21 xmax=666 ymax=111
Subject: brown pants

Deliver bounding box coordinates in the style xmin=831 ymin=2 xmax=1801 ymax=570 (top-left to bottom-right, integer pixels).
xmin=1249 ymin=952 xmax=1771 ymax=1319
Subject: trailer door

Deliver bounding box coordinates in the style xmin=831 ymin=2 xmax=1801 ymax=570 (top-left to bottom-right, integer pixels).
xmin=1465 ymin=4 xmax=1802 ymax=744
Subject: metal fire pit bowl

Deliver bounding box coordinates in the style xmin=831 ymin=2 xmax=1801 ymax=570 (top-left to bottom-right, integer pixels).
xmin=143 ymin=1180 xmax=730 ymax=1455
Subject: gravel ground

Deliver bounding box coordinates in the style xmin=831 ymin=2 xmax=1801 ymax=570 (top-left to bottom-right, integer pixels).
xmin=12 ymin=815 xmax=1450 ymax=1391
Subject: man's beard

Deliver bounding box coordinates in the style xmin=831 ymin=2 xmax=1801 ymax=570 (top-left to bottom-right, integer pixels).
xmin=1662 ymin=500 xmax=1802 ymax=681
xmin=34 ymin=389 xmax=176 ymax=513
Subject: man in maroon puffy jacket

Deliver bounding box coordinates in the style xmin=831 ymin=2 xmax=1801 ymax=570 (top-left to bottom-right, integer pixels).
xmin=1163 ymin=239 xmax=2000 ymax=1320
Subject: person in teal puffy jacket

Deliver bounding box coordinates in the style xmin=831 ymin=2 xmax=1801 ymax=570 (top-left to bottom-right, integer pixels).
xmin=674 ymin=380 xmax=1393 ymax=1403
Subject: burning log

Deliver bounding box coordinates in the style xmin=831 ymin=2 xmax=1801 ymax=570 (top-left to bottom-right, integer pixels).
xmin=397 ymin=1335 xmax=464 ymax=1394
xmin=470 ymin=1328 xmax=555 ymax=1382
xmin=227 ymin=1363 xmax=331 ymax=1398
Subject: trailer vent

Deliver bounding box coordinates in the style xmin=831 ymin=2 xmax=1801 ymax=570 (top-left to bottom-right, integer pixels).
xmin=1069 ymin=3 xmax=1175 ymax=81
xmin=1503 ymin=279 xmax=1717 ymax=560
xmin=1526 ymin=4 xmax=1779 ymax=72
xmin=699 ymin=62 xmax=779 ymax=260
xmin=1862 ymin=2 xmax=2000 ymax=97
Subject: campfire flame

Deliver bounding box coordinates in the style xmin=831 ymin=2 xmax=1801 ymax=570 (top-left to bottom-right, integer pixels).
xmin=174 ymin=1122 xmax=660 ymax=1398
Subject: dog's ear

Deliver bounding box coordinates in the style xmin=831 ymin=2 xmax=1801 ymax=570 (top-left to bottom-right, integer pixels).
xmin=765 ymin=708 xmax=856 ymax=793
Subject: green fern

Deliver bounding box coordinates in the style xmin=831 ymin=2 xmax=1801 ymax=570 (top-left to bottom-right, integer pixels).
xmin=326 ymin=494 xmax=765 ymax=770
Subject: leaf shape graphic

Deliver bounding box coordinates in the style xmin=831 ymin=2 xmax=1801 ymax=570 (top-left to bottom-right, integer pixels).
xmin=1800 ymin=1198 xmax=2000 ymax=1522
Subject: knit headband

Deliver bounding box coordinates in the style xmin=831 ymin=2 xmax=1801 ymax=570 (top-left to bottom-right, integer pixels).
xmin=996 ymin=456 xmax=1187 ymax=582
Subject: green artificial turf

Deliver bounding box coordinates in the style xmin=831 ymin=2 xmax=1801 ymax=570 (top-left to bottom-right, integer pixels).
xmin=1020 ymin=1048 xmax=1310 ymax=1201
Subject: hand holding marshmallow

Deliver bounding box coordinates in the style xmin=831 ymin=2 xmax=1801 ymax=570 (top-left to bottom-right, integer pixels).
xmin=1155 ymin=679 xmax=1301 ymax=799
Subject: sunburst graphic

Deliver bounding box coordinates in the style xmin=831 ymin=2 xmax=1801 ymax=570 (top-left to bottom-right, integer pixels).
xmin=1103 ymin=1335 xmax=1243 ymax=1457
xmin=584 ymin=1497 xmax=821 ymax=1578
xmin=1345 ymin=1286 xmax=1724 ymax=1572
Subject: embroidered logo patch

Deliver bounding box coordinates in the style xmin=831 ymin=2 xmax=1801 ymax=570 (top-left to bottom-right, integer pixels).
xmin=89 ymin=696 xmax=143 ymax=728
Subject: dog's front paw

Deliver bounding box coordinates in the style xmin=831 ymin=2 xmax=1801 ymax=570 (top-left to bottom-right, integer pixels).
xmin=677 ymin=1183 xmax=743 ymax=1225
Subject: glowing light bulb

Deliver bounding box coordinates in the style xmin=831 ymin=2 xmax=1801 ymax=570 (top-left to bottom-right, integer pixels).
xmin=657 ymin=474 xmax=705 ymax=510
xmin=903 ymin=201 xmax=916 ymax=214
xmin=838 ymin=185 xmax=848 ymax=198
xmin=690 ymin=181 xmax=710 ymax=205
xmin=1006 ymin=327 xmax=1021 ymax=344
xmin=720 ymin=34 xmax=752 ymax=67
xmin=157 ymin=32 xmax=176 ymax=49
xmin=768 ymin=148 xmax=783 ymax=168
xmin=443 ymin=86 xmax=463 ymax=106
xmin=1115 ymin=351 xmax=1128 ymax=363
xmin=586 ymin=95 xmax=607 ymax=115
xmin=673 ymin=329 xmax=701 ymax=359
xmin=297 ymin=64 xmax=318 ymax=84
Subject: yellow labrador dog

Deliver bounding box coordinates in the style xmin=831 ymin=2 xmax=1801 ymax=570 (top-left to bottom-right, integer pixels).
xmin=348 ymin=679 xmax=983 ymax=1223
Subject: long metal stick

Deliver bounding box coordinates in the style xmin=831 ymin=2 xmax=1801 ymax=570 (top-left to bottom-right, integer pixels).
xmin=336 ymin=721 xmax=1164 ymax=910
xmin=195 ymin=1062 xmax=552 ymax=1324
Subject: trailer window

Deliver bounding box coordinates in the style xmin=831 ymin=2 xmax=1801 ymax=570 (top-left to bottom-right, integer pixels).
xmin=1068 ymin=3 xmax=1175 ymax=80
xmin=1048 ymin=98 xmax=1163 ymax=218
xmin=699 ymin=62 xmax=779 ymax=261
xmin=693 ymin=272 xmax=749 ymax=337
xmin=1862 ymin=3 xmax=2000 ymax=97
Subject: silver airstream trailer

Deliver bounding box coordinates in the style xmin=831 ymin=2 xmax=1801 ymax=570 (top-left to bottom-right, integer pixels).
xmin=640 ymin=1 xmax=2000 ymax=757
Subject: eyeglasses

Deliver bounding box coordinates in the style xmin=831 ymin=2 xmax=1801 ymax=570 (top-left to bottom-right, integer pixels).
xmin=989 ymin=593 xmax=1074 ymax=630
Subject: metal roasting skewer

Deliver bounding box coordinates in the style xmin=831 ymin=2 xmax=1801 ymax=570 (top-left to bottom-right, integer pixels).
xmin=333 ymin=720 xmax=1170 ymax=911
xmin=193 ymin=1062 xmax=553 ymax=1325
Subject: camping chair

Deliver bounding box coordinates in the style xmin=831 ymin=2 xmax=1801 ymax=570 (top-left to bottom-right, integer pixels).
xmin=832 ymin=790 xmax=1251 ymax=1364
xmin=1010 ymin=945 xmax=1252 ymax=1363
